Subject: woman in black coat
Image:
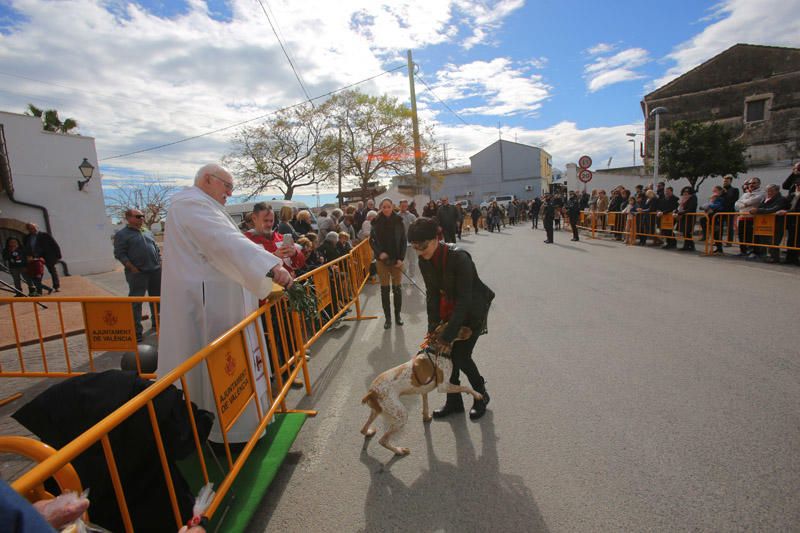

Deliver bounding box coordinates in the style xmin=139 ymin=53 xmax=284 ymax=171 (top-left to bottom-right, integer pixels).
xmin=408 ymin=217 xmax=495 ymax=420
xmin=370 ymin=198 xmax=407 ymax=329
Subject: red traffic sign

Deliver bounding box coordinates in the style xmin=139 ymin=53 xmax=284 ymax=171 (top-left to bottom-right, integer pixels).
xmin=578 ymin=169 xmax=593 ymax=183
xmin=578 ymin=155 xmax=592 ymax=169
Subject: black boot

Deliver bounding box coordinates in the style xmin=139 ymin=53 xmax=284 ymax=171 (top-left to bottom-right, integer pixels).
xmin=469 ymin=379 xmax=490 ymax=420
xmin=392 ymin=285 xmax=403 ymax=325
xmin=432 ymin=393 xmax=464 ymax=419
xmin=381 ymin=286 xmax=391 ymax=329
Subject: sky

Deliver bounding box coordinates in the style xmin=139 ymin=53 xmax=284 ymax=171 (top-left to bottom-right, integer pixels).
xmin=1 ymin=0 xmax=799 ymax=198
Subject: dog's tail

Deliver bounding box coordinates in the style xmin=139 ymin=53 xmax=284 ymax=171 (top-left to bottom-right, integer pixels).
xmin=361 ymin=390 xmax=382 ymax=413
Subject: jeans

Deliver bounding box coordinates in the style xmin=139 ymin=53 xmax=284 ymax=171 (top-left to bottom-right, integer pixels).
xmin=125 ymin=268 xmax=161 ymax=341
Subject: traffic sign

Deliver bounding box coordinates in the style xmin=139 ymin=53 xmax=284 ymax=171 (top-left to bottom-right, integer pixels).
xmin=578 ymin=169 xmax=593 ymax=183
xmin=578 ymin=155 xmax=592 ymax=169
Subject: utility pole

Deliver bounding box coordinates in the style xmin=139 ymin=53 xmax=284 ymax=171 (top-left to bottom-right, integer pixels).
xmin=442 ymin=143 xmax=448 ymax=169
xmin=407 ymin=50 xmax=423 ymax=186
xmin=337 ymin=128 xmax=343 ymax=207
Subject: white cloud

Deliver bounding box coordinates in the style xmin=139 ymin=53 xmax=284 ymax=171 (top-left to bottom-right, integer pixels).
xmin=456 ymin=0 xmax=525 ymax=49
xmin=427 ymin=58 xmax=551 ymax=116
xmin=436 ymin=121 xmax=643 ymax=171
xmin=0 ymin=0 xmax=522 ymax=189
xmin=584 ymin=47 xmax=650 ymax=92
xmin=651 ymin=0 xmax=800 ymax=90
xmin=586 ymin=42 xmax=615 ymax=55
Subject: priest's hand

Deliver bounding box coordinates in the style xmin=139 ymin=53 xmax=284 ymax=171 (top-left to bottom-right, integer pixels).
xmin=270 ymin=264 xmax=294 ymax=288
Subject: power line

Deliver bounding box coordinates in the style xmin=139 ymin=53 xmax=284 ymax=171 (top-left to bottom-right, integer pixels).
xmin=100 ymin=64 xmax=406 ymax=161
xmin=414 ymin=72 xmax=475 ymax=129
xmin=255 ymin=0 xmax=313 ymax=105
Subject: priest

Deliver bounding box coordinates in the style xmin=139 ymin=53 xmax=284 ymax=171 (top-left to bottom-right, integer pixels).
xmin=158 ymin=164 xmax=293 ymax=443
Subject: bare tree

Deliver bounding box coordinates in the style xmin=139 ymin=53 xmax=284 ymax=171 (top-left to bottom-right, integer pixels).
xmin=105 ymin=181 xmax=177 ymax=227
xmin=223 ymin=104 xmax=335 ymax=200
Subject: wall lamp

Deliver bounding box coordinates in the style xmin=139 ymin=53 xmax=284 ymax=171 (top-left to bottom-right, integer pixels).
xmin=78 ymin=158 xmax=94 ymax=191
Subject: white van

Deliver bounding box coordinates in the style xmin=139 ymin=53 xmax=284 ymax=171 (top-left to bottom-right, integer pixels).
xmin=480 ymin=194 xmax=516 ymax=210
xmin=225 ymin=200 xmax=317 ymax=230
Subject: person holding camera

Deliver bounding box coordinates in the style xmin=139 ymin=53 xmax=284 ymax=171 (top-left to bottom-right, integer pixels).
xmin=408 ymin=217 xmax=495 ymax=420
xmin=370 ymin=198 xmax=407 ymax=329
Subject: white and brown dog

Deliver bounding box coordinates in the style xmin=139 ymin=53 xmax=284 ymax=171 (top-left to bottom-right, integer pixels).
xmin=361 ymin=324 xmax=482 ymax=456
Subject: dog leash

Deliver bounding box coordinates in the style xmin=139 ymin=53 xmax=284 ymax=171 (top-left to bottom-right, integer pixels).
xmin=411 ymin=347 xmax=441 ymax=387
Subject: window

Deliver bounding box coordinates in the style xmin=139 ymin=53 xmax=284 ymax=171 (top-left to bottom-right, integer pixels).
xmin=744 ymin=94 xmax=771 ymax=123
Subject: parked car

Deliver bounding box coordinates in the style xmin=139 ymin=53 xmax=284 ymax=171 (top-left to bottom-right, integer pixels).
xmin=480 ymin=194 xmax=515 ymax=210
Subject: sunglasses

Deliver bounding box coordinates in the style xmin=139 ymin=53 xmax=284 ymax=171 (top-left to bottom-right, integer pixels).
xmin=209 ymin=173 xmax=234 ymax=192
xmin=411 ymin=240 xmax=432 ymax=251
xmin=131 ymin=214 xmax=145 ymax=219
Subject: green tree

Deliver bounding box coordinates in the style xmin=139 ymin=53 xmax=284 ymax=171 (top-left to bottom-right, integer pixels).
xmin=659 ymin=120 xmax=747 ymax=191
xmin=25 ymin=104 xmax=79 ymax=133
xmin=323 ymin=89 xmax=439 ymax=199
xmin=224 ymin=104 xmax=335 ymax=200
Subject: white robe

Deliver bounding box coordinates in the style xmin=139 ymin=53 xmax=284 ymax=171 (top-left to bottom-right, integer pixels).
xmin=159 ymin=186 xmax=280 ymax=443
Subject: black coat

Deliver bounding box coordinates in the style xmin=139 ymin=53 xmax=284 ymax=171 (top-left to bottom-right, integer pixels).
xmin=541 ymin=200 xmax=555 ymax=220
xmin=658 ymin=195 xmax=679 ymax=213
xmin=419 ymin=244 xmax=494 ymax=343
xmin=23 ymin=231 xmax=61 ymax=264
xmin=722 ymin=185 xmax=740 ymax=211
xmin=437 ymin=204 xmax=459 ymax=230
xmin=565 ymin=197 xmax=581 ymax=219
xmin=13 ymin=370 xmax=213 ymax=533
xmin=754 ymin=194 xmax=789 ymax=215
xmin=782 ymin=172 xmax=800 ymax=192
xmin=370 ymin=212 xmax=406 ymax=262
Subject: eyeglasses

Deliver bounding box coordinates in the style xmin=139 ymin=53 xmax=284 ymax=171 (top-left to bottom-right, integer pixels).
xmin=209 ymin=173 xmax=234 ymax=192
xmin=132 ymin=214 xmax=145 ymax=219
xmin=411 ymin=240 xmax=432 ymax=251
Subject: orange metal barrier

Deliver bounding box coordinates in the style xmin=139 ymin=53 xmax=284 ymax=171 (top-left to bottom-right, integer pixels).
xmin=708 ymin=212 xmax=800 ymax=257
xmin=631 ymin=212 xmax=710 ymax=253
xmin=0 ymin=296 xmax=160 ymax=409
xmin=7 ymin=239 xmax=375 ymax=531
xmin=576 ymin=211 xmax=630 ymax=241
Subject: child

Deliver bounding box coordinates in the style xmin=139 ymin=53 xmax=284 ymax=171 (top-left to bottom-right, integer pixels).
xmin=2 ymin=237 xmax=32 ymax=296
xmin=26 ymin=255 xmax=45 ymax=296
xmin=336 ymin=231 xmax=352 ymax=255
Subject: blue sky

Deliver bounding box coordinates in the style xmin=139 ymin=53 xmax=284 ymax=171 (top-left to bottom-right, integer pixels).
xmin=0 ymin=0 xmax=799 ymax=197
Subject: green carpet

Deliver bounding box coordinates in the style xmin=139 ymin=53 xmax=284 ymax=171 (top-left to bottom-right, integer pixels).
xmin=177 ymin=412 xmax=307 ymax=533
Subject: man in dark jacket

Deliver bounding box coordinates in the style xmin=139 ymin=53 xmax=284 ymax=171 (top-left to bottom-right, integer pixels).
xmin=750 ymin=184 xmax=789 ymax=262
xmin=657 ymin=186 xmax=680 ymax=248
xmin=721 ymin=174 xmax=740 ymax=244
xmin=409 ymin=217 xmax=495 ymax=420
xmin=114 ymin=208 xmax=162 ymax=342
xmin=23 ymin=223 xmax=62 ymax=291
xmin=782 ymin=162 xmax=800 ymax=193
xmin=436 ymin=197 xmax=459 ymax=243
xmin=607 ymin=188 xmax=625 ymax=240
xmin=677 ymin=187 xmax=698 ymax=251
xmin=541 ymin=194 xmax=555 ymax=243
xmin=530 ymin=197 xmax=541 ymax=229
xmin=781 ymin=184 xmax=800 ymax=265
xmin=565 ymin=191 xmax=581 ymax=241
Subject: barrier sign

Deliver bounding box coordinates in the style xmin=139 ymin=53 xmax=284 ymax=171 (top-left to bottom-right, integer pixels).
xmin=607 ymin=213 xmax=616 ymax=226
xmin=82 ymin=302 xmax=137 ymax=351
xmin=754 ymin=215 xmax=775 ymax=237
xmin=312 ymin=269 xmax=332 ymax=311
xmin=578 ymin=169 xmax=593 ymax=183
xmin=207 ymin=332 xmax=255 ymax=432
xmin=660 ymin=214 xmax=674 ymax=229
xmin=578 ymin=155 xmax=592 ymax=169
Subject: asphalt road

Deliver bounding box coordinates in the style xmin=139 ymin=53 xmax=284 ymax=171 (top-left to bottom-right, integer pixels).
xmin=249 ymin=224 xmax=800 ymax=532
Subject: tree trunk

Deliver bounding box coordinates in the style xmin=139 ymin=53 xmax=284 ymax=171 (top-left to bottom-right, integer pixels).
xmin=284 ymin=186 xmax=294 ymax=200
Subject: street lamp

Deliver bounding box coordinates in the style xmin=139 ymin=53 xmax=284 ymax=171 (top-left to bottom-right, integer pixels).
xmin=649 ymin=107 xmax=668 ymax=188
xmin=628 ymin=139 xmax=636 ymax=166
xmin=77 ymin=158 xmax=94 ymax=191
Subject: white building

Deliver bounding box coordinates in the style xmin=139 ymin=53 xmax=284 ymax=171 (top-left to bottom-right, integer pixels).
xmin=0 ymin=111 xmax=116 ymax=275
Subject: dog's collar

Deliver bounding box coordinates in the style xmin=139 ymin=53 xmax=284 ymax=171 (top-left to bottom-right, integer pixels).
xmin=412 ymin=349 xmax=440 ymax=387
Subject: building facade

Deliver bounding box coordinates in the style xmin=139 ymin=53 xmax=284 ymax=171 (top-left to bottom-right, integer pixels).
xmin=0 ymin=111 xmax=116 ymax=276
xmin=641 ymin=44 xmax=800 ymax=168
xmin=393 ymin=140 xmax=552 ymax=204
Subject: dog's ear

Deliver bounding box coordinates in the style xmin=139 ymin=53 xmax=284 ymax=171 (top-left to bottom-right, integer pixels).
xmin=455 ymin=326 xmax=472 ymax=341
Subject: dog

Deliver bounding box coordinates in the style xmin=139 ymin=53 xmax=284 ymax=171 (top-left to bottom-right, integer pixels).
xmin=360 ymin=324 xmax=483 ymax=456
